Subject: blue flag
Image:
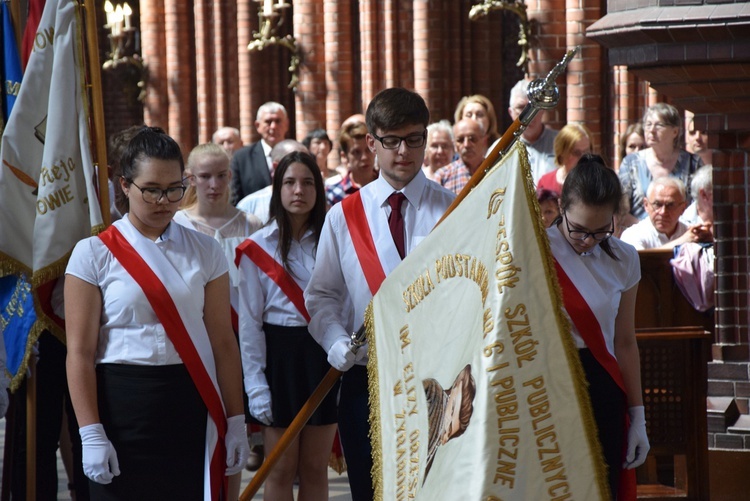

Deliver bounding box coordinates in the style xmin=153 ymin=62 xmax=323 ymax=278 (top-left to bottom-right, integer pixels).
xmin=1 ymin=0 xmax=23 ymax=121
xmin=0 ymin=274 xmax=38 ymax=380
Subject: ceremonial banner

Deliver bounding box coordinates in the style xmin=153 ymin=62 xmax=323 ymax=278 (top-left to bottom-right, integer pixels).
xmin=0 ymin=0 xmax=103 ymax=389
xmin=368 ymin=143 xmax=609 ymax=500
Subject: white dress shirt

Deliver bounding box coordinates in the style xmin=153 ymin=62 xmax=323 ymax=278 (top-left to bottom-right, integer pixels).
xmin=66 ymin=216 xmax=227 ymax=365
xmin=620 ymin=217 xmax=688 ymax=250
xmin=304 ymin=170 xmax=455 ymax=362
xmin=236 ymin=185 xmax=273 ymax=224
xmin=547 ymin=226 xmax=640 ymax=356
xmin=237 ymin=221 xmax=317 ymax=390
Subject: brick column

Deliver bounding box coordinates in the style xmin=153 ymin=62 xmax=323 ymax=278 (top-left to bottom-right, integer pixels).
xmin=164 ymin=0 xmax=195 ymax=152
xmin=141 ymin=0 xmax=168 ymax=129
xmin=527 ymin=0 xmax=566 ymax=129
xmin=359 ymin=0 xmax=381 ymax=107
xmin=566 ymin=0 xmax=603 ymax=150
xmin=323 ymin=0 xmax=354 ymax=132
xmin=194 ymin=0 xmax=215 ymax=144
xmin=237 ymin=1 xmax=256 ymax=143
xmin=712 ymin=139 xmax=750 ymax=348
xmin=294 ymin=0 xmax=326 ymax=140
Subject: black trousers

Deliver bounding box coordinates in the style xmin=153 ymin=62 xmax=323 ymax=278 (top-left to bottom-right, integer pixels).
xmin=337 ymin=364 xmax=373 ymax=501
xmin=9 ymin=331 xmax=88 ymax=501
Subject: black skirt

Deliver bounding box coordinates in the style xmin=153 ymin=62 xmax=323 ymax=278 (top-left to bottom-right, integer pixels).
xmin=250 ymin=323 xmax=339 ymax=428
xmin=578 ymin=348 xmax=627 ymax=500
xmin=90 ymin=363 xmax=207 ymax=501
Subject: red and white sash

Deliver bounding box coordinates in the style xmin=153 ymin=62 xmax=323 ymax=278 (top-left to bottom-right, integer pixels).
xmin=550 ymin=229 xmax=635 ymax=500
xmin=235 ymin=239 xmax=310 ymax=322
xmin=99 ymin=222 xmax=227 ymax=501
xmin=341 ymin=191 xmax=387 ymax=296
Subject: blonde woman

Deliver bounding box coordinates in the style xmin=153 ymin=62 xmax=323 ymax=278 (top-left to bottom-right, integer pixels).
xmin=454 ymin=94 xmax=500 ymax=143
xmin=175 ymin=143 xmax=263 ymax=320
xmin=537 ymin=123 xmax=592 ymax=194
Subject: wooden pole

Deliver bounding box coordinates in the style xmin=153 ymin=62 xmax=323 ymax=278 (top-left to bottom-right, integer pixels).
xmin=25 ymin=357 xmax=36 ymax=501
xmin=82 ymin=0 xmax=110 ymax=227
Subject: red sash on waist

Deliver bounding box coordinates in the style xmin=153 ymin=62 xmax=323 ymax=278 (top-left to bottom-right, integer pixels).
xmin=235 ymin=239 xmax=310 ymax=322
xmin=554 ymin=258 xmax=635 ymax=501
xmin=341 ymin=191 xmax=387 ymax=295
xmin=99 ymin=225 xmax=227 ymax=500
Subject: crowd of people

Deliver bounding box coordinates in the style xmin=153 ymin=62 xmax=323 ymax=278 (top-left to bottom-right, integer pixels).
xmin=3 ymin=78 xmax=719 ymax=501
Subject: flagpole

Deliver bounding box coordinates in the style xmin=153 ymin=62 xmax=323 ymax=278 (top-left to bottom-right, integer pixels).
xmin=25 ymin=357 xmax=37 ymax=501
xmin=8 ymin=0 xmax=21 ymax=50
xmin=82 ymin=0 xmax=110 ymax=227
xmin=239 ymin=48 xmax=579 ymax=500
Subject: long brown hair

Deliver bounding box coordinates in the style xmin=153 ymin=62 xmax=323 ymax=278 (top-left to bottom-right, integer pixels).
xmin=268 ymin=151 xmax=326 ymax=271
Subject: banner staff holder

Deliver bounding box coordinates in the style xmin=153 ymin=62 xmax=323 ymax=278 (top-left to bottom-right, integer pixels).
xmin=239 ymin=47 xmax=579 ymax=501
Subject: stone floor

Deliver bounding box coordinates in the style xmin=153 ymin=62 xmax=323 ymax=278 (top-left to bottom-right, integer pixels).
xmin=0 ymin=417 xmax=353 ymax=500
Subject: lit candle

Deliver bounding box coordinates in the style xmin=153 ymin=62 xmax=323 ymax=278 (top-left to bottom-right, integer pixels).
xmin=104 ymin=1 xmax=114 ymax=28
xmin=276 ymin=0 xmax=287 ymax=8
xmin=123 ymin=3 xmax=132 ymax=30
xmin=263 ymin=0 xmax=273 ymax=16
xmin=114 ymin=4 xmax=123 ymax=36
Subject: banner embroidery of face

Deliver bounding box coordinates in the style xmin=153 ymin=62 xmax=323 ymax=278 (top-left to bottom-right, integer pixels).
xmin=367 ymin=142 xmax=610 ymax=501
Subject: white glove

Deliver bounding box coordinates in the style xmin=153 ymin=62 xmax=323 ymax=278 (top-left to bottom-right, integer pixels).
xmin=79 ymin=423 xmax=121 ymax=484
xmin=328 ymin=338 xmax=357 ymax=371
xmin=225 ymin=415 xmax=251 ymax=475
xmin=624 ymin=405 xmax=650 ymax=469
xmin=247 ymin=385 xmax=273 ymax=426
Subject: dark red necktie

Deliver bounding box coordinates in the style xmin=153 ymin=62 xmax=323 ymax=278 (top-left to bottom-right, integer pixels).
xmin=388 ymin=192 xmax=407 ymax=259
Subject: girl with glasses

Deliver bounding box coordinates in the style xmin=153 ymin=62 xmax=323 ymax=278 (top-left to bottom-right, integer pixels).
xmin=549 ymin=153 xmax=650 ymax=500
xmin=65 ymin=127 xmax=250 ymax=499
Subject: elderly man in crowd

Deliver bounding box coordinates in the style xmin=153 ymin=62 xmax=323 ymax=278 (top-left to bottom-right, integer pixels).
xmin=621 ymin=176 xmax=712 ymax=250
xmin=496 ymin=78 xmax=558 ymax=183
xmin=433 ymin=118 xmax=489 ymax=194
xmin=422 ymin=120 xmax=455 ymax=181
xmin=230 ymin=102 xmax=290 ymax=204
xmin=212 ymin=126 xmax=244 ymax=156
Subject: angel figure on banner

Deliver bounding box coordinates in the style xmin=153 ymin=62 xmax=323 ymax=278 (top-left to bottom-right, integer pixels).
xmin=422 ymin=364 xmax=477 ymax=481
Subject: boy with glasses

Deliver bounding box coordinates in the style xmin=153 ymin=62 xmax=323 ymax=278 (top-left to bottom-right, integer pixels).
xmin=305 ymin=88 xmax=455 ymax=500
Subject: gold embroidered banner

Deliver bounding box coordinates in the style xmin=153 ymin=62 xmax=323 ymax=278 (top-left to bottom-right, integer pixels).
xmin=368 ymin=143 xmax=609 ymax=500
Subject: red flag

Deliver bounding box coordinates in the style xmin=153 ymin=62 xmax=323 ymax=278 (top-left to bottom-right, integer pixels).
xmin=21 ymin=0 xmax=46 ymax=69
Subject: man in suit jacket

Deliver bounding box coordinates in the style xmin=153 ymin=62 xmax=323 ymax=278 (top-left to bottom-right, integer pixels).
xmin=230 ymin=102 xmax=289 ymax=204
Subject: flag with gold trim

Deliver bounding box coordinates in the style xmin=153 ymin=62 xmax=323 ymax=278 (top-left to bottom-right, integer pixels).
xmin=367 ymin=143 xmax=609 ymax=500
xmin=0 ymin=0 xmax=103 ymax=389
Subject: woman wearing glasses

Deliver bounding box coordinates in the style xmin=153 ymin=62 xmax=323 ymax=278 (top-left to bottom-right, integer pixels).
xmin=65 ymin=127 xmax=249 ymax=499
xmin=549 ymin=154 xmax=649 ymax=500
xmin=619 ymin=102 xmax=703 ymax=220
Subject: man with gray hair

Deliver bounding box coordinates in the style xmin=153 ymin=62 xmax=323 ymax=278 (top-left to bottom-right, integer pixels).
xmin=681 ymin=164 xmax=713 ymax=226
xmin=434 ymin=118 xmax=488 ymax=194
xmin=422 ymin=120 xmax=455 ymax=180
xmin=230 ymin=102 xmax=290 ymax=204
xmin=212 ymin=126 xmax=244 ymax=156
xmin=499 ymin=78 xmax=558 ymax=183
xmin=621 ymin=176 xmax=712 ymax=250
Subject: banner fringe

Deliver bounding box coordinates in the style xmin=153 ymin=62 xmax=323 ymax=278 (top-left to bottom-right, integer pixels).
xmin=518 ymin=142 xmax=611 ymax=501
xmin=365 ymin=301 xmax=383 ymax=501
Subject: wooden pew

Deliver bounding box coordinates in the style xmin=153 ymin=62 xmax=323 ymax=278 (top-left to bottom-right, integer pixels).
xmin=633 ymin=249 xmax=712 ymax=500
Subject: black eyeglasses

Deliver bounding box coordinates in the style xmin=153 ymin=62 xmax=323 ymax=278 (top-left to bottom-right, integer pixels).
xmin=127 ymin=180 xmax=186 ymax=204
xmin=564 ymin=212 xmax=614 ymax=242
xmin=371 ymin=130 xmax=427 ymax=150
